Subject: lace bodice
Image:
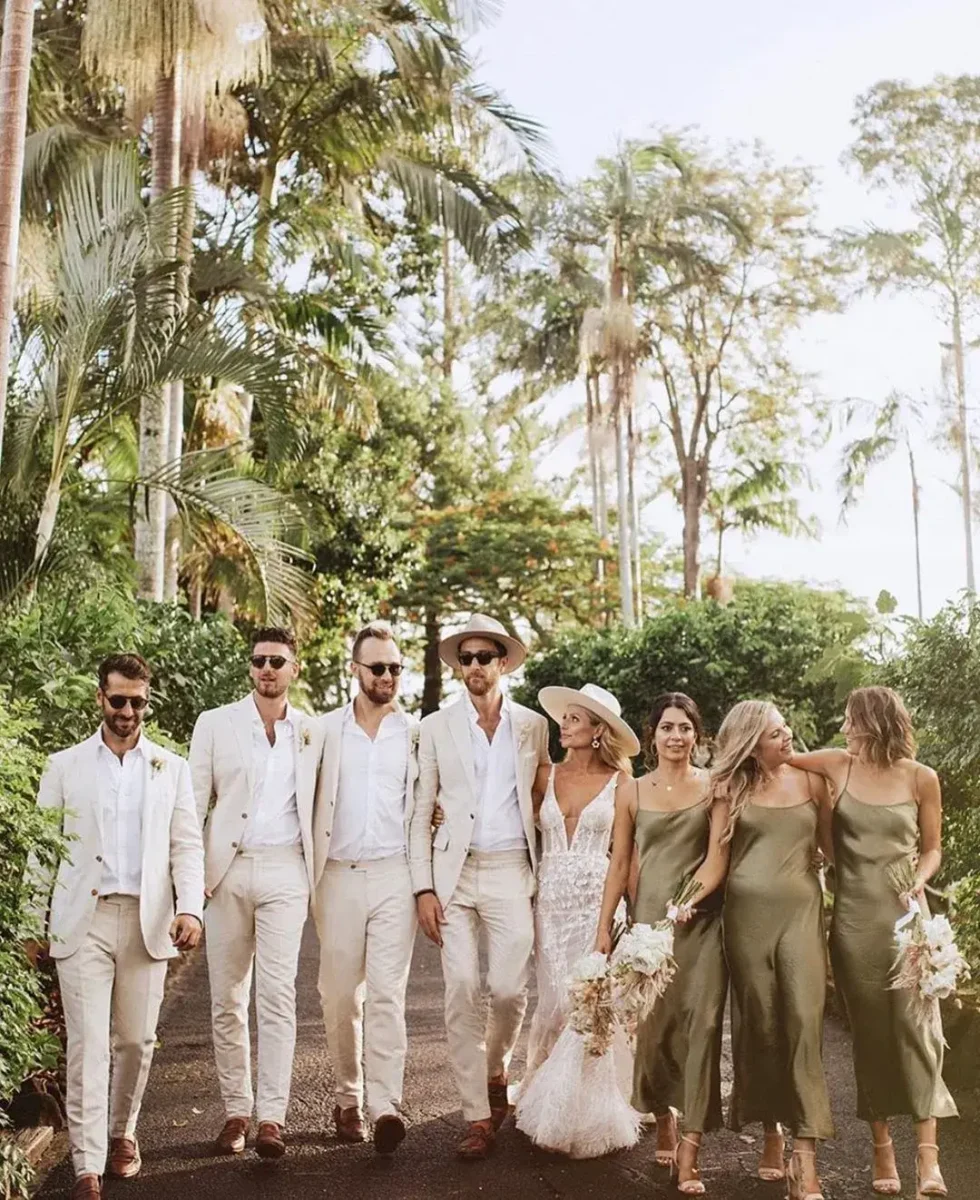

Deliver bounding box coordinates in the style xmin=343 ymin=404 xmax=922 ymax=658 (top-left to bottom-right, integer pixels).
xmin=539 ymin=768 xmax=618 ymax=861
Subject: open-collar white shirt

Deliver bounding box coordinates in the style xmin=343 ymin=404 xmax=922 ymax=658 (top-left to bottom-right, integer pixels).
xmin=244 ymin=699 xmax=302 ymax=848
xmin=329 ymin=703 xmax=409 ymax=862
xmin=466 ymin=692 xmax=526 ymax=852
xmin=97 ymin=731 xmax=145 ymax=896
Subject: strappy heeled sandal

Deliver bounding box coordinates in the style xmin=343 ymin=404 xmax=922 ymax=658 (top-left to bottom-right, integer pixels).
xmin=655 ymin=1110 xmax=679 ymax=1167
xmin=758 ymin=1124 xmax=786 ymax=1181
xmin=872 ymin=1137 xmax=901 ymax=1195
xmin=671 ymin=1134 xmax=706 ymax=1195
xmin=787 ymin=1147 xmax=824 ymax=1200
xmin=916 ymin=1143 xmax=948 ymax=1198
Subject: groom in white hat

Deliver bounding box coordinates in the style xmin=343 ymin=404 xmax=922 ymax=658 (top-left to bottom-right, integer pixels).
xmin=409 ymin=614 xmax=550 ymax=1159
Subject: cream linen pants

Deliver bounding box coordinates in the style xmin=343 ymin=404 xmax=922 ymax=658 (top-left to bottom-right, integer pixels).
xmin=314 ymin=853 xmax=417 ymax=1122
xmin=204 ymin=844 xmax=309 ymax=1125
xmin=56 ymin=896 xmax=169 ymax=1177
xmin=440 ymin=849 xmax=535 ymax=1122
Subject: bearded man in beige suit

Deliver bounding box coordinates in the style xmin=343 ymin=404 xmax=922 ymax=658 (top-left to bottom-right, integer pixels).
xmin=189 ymin=627 xmax=325 ymax=1160
xmin=312 ymin=621 xmax=418 ymax=1155
xmin=410 ymin=615 xmax=550 ymax=1160
xmin=28 ymin=653 xmax=204 ymax=1200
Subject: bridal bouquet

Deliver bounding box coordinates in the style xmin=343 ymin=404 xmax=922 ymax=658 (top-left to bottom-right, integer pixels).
xmin=566 ymin=951 xmax=618 ymax=1056
xmin=609 ymin=877 xmax=700 ymax=1033
xmin=888 ymin=859 xmax=971 ymax=1034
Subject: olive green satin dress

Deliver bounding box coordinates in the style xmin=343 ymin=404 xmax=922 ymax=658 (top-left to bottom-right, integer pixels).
xmin=724 ymin=795 xmax=834 ymax=1139
xmin=831 ymin=786 xmax=958 ymax=1122
xmin=632 ymin=802 xmax=727 ymax=1132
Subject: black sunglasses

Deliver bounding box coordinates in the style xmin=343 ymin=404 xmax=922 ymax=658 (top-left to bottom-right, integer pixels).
xmin=354 ymin=661 xmax=403 ymax=677
xmin=105 ymin=694 xmax=149 ymax=711
xmin=458 ymin=650 xmax=503 ymax=667
xmin=251 ymin=655 xmax=292 ymax=670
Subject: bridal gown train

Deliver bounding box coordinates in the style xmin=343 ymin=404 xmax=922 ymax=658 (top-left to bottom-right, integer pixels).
xmin=515 ymin=768 xmax=638 ymax=1158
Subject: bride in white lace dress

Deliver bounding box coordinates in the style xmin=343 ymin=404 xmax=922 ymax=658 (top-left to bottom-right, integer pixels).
xmin=515 ymin=684 xmax=640 ymax=1157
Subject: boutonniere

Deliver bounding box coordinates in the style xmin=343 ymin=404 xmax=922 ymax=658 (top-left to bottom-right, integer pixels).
xmin=299 ymin=726 xmax=312 ymax=750
xmin=410 ymin=726 xmax=420 ymax=750
xmin=518 ymin=724 xmax=533 ymax=751
xmin=150 ymin=756 xmax=165 ymax=777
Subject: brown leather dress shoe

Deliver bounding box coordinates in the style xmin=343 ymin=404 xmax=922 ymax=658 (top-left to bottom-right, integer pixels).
xmin=255 ymin=1121 xmax=286 ymax=1159
xmin=458 ymin=1120 xmax=495 ymax=1160
xmin=70 ymin=1176 xmax=102 ymax=1199
xmin=488 ymin=1078 xmax=511 ymax=1131
xmin=106 ymin=1136 xmax=141 ymax=1178
xmin=333 ymin=1104 xmax=366 ymax=1143
xmin=373 ymin=1113 xmax=407 ymax=1155
xmin=214 ymin=1116 xmax=249 ymax=1155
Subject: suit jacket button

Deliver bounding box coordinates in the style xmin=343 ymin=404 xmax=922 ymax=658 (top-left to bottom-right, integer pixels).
xmin=469 ymin=813 xmax=474 ymax=819
xmin=231 ymin=841 xmax=238 ymax=848
xmin=90 ymin=889 xmax=98 ymax=896
xmin=95 ymin=855 xmax=102 ymax=862
xmin=325 ymin=830 xmax=330 ymax=837
xmin=241 ymin=813 xmax=248 ymax=819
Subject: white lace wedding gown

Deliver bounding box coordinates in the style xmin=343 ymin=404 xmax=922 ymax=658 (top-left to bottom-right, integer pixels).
xmin=515 ymin=768 xmax=639 ymax=1157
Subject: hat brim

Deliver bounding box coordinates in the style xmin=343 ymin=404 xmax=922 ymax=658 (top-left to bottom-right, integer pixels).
xmin=538 ymin=686 xmax=641 ymax=758
xmin=440 ymin=631 xmax=527 ymax=674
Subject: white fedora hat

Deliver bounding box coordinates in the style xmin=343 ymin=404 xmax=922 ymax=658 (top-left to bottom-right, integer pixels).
xmin=538 ymin=682 xmax=640 ymax=757
xmin=439 ymin=613 xmax=527 ymax=673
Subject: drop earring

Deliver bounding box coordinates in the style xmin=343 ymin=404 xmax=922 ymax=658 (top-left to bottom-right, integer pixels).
xmin=591 ymin=737 xmax=600 ymax=749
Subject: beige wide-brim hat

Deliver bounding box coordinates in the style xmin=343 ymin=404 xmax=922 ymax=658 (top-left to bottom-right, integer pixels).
xmin=439 ymin=613 xmax=527 ymax=673
xmin=538 ymin=682 xmax=641 ymax=757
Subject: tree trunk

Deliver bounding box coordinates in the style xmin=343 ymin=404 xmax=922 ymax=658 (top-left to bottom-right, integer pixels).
xmin=716 ymin=519 xmax=724 ymax=577
xmin=441 ymin=227 xmax=453 ymax=381
xmin=422 ymin=608 xmax=443 ymax=716
xmin=0 ymin=0 xmax=34 ymax=467
xmin=907 ymin=436 xmax=924 ymax=622
xmin=135 ymin=62 xmax=183 ymax=601
xmin=163 ymin=137 xmax=200 ymax=601
xmin=614 ymin=400 xmax=635 ymax=626
xmin=627 ymin=404 xmax=641 ymax=620
xmin=242 ymin=157 xmax=278 ymax=440
xmin=189 ymin=573 xmax=203 ymax=621
xmin=953 ymin=295 xmax=975 ymax=594
xmin=586 ymin=373 xmax=605 ymax=588
xmin=681 ymin=459 xmax=702 ymax=598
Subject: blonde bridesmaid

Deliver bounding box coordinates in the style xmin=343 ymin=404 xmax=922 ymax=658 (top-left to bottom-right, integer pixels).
xmin=791 ymin=686 xmax=956 ymax=1199
xmin=713 ymin=700 xmax=833 ymax=1200
xmin=596 ymin=693 xmax=729 ymax=1195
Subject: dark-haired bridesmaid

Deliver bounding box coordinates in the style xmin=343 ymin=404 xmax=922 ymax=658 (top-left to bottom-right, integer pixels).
xmin=791 ymin=686 xmax=956 ymax=1199
xmin=596 ymin=693 xmax=729 ymax=1195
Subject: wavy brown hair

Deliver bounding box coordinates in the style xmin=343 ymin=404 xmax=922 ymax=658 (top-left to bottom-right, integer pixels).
xmin=642 ymin=692 xmax=704 ymax=769
xmin=846 ymin=686 xmax=915 ymax=767
xmin=710 ymin=700 xmax=778 ymax=843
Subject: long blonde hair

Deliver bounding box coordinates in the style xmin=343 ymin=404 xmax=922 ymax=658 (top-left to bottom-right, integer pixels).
xmin=846 ymin=686 xmax=915 ymax=767
xmin=711 ymin=700 xmax=778 ymax=843
xmin=575 ymin=711 xmax=635 ymax=776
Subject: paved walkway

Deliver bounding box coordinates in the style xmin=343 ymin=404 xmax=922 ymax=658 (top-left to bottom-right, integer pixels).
xmin=37 ymin=923 xmax=978 ymax=1198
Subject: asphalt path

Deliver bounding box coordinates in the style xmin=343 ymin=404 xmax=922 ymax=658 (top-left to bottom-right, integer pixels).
xmin=35 ymin=921 xmax=978 ymax=1198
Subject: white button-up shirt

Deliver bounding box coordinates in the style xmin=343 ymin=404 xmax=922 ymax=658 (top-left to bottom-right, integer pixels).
xmin=329 ymin=705 xmax=409 ymax=862
xmin=243 ymin=703 xmax=302 ymax=848
xmin=97 ymin=734 xmax=145 ymax=896
xmin=467 ymin=693 xmax=526 ymax=852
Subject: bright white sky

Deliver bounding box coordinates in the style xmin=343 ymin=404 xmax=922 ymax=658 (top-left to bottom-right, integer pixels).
xmin=471 ymin=0 xmax=980 ymax=618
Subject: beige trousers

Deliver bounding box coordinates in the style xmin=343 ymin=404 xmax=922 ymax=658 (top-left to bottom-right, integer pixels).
xmin=314 ymin=853 xmax=417 ymax=1122
xmin=56 ymin=896 xmax=169 ymax=1177
xmin=204 ymin=845 xmax=309 ymax=1125
xmin=441 ymin=849 xmax=535 ymax=1122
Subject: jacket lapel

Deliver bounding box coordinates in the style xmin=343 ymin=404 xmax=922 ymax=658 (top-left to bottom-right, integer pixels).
xmin=509 ymin=706 xmax=537 ymax=840
xmin=138 ymin=735 xmax=159 ymax=876
xmin=448 ymin=697 xmax=478 ymax=802
xmin=293 ymin=713 xmax=315 ymax=829
xmin=84 ymin=733 xmax=104 ymax=844
xmin=231 ymin=695 xmax=256 ymax=798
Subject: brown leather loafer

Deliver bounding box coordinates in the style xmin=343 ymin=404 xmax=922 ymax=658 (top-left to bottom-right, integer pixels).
xmin=488 ymin=1078 xmax=511 ymax=1131
xmin=214 ymin=1116 xmax=249 ymax=1155
xmin=70 ymin=1176 xmax=102 ymax=1199
xmin=458 ymin=1120 xmax=495 ymax=1160
xmin=106 ymin=1136 xmax=141 ymax=1178
xmin=334 ymin=1104 xmax=366 ymax=1143
xmin=255 ymin=1121 xmax=286 ymax=1159
xmin=373 ymin=1113 xmax=407 ymax=1155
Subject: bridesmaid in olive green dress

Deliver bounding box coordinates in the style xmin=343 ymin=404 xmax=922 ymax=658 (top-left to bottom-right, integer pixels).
xmin=791 ymin=686 xmax=955 ymax=1199
xmin=712 ymin=700 xmax=833 ymax=1200
xmin=596 ymin=693 xmax=730 ymax=1196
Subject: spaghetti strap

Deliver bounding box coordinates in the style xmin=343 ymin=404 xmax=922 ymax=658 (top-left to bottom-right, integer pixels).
xmin=841 ymin=754 xmax=854 ymax=796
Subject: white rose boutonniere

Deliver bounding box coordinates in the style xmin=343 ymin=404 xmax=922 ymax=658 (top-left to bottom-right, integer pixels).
xmin=410 ymin=726 xmax=420 ymax=751
xmin=299 ymin=726 xmax=312 ymax=751
xmin=150 ymin=756 xmax=165 ymax=777
xmin=517 ymin=723 xmax=533 ymax=751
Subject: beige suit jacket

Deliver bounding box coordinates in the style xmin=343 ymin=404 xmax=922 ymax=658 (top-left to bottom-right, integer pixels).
xmin=409 ymin=695 xmax=549 ymax=905
xmin=188 ymin=694 xmax=325 ymax=893
xmin=311 ymin=702 xmax=420 ymax=888
xmin=31 ymin=732 xmax=205 ymax=960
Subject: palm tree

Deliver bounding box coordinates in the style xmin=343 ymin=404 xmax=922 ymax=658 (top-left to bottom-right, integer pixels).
xmin=81 ymin=0 xmax=268 ymax=601
xmin=0 ymin=0 xmax=35 ymax=466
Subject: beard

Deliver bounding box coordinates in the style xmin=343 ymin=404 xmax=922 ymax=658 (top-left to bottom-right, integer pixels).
xmin=255 ymin=676 xmax=289 ymax=699
xmin=103 ymin=710 xmax=142 ymax=739
xmin=464 ymin=673 xmax=493 ymax=697
xmin=361 ymin=678 xmax=397 ymax=706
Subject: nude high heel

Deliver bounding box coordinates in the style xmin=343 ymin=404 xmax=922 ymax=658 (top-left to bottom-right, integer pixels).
xmin=671 ymin=1134 xmax=706 ymax=1195
xmin=655 ymin=1110 xmax=678 ymax=1167
xmin=916 ymin=1144 xmax=948 ymax=1198
xmin=758 ymin=1124 xmax=786 ymax=1181
xmin=872 ymin=1137 xmax=901 ymax=1195
xmin=786 ymin=1148 xmax=824 ymax=1200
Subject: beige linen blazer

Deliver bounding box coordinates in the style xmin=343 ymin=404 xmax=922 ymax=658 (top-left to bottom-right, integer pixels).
xmin=188 ymin=694 xmax=325 ymax=893
xmin=311 ymin=703 xmax=420 ymax=888
xmin=408 ymin=695 xmax=549 ymax=905
xmin=31 ymin=732 xmax=205 ymax=961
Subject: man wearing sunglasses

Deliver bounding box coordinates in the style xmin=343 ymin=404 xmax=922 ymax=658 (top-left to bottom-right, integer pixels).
xmin=311 ymin=621 xmax=418 ymax=1155
xmin=188 ymin=628 xmax=325 ymax=1161
xmin=409 ymin=614 xmax=550 ymax=1160
xmin=27 ymin=654 xmax=204 ymax=1200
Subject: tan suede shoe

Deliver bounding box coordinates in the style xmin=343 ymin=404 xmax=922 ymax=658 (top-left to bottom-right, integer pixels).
xmin=214 ymin=1116 xmax=249 ymax=1155
xmin=106 ymin=1136 xmax=141 ymax=1178
xmin=70 ymin=1176 xmax=102 ymax=1199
